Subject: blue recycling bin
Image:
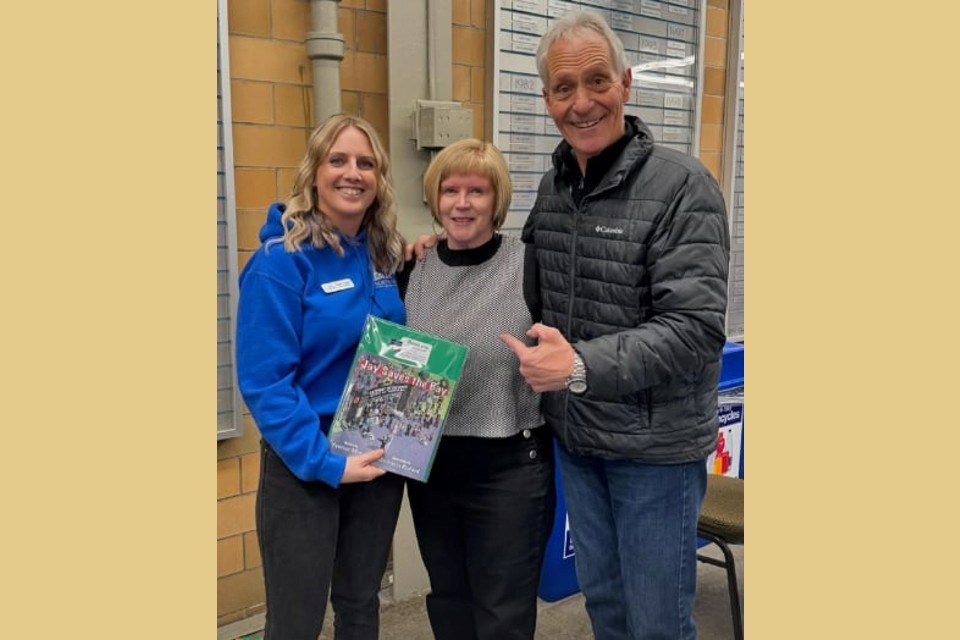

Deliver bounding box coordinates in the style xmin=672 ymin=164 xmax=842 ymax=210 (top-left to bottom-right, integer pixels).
xmin=537 ymin=444 xmax=580 ymax=602
xmin=537 ymin=341 xmax=745 ymax=601
xmin=713 ymin=341 xmax=744 ymax=480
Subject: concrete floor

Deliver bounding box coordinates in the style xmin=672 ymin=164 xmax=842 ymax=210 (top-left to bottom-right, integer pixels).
xmin=233 ymin=542 xmax=743 ymax=639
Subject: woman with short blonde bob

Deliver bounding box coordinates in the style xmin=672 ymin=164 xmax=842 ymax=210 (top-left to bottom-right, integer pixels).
xmin=400 ymin=138 xmax=555 ymax=640
xmin=236 ymin=114 xmax=407 ymax=640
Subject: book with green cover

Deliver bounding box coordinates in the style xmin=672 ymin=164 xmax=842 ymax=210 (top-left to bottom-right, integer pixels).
xmin=328 ymin=315 xmax=469 ymax=482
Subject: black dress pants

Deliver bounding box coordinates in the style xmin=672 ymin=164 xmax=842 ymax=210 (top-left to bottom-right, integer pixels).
xmin=256 ymin=442 xmax=404 ymax=640
xmin=407 ymin=427 xmax=555 ymax=640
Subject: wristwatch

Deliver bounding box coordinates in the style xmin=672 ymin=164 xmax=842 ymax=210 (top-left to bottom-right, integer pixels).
xmin=566 ymin=351 xmax=588 ymax=395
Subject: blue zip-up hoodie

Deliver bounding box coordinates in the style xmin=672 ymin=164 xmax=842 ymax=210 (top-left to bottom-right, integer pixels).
xmin=235 ymin=202 xmax=405 ymax=487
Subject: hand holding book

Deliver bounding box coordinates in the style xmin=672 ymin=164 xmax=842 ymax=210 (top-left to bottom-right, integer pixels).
xmin=329 ymin=316 xmax=469 ymax=482
xmin=340 ymin=448 xmax=388 ymax=483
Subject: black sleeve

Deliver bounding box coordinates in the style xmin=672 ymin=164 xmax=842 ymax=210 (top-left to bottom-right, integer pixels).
xmin=395 ymin=258 xmax=416 ymax=301
xmin=522 ymin=242 xmax=541 ymax=323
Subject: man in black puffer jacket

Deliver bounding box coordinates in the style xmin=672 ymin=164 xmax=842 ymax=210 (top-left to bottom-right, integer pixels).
xmin=501 ymin=11 xmax=730 ymax=640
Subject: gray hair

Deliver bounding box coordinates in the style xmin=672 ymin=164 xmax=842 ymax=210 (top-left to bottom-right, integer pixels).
xmin=535 ymin=11 xmax=628 ymax=87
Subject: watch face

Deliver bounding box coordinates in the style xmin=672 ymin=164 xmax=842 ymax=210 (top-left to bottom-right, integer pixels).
xmin=568 ymin=380 xmax=588 ymax=395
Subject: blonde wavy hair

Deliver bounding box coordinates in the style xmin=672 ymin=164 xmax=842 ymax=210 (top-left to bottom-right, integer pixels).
xmin=282 ymin=114 xmax=404 ymax=274
xmin=422 ymin=138 xmax=512 ymax=230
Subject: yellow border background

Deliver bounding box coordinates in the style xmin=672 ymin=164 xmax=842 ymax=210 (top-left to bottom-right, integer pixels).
xmin=3 ymin=1 xmax=213 ymax=636
xmin=750 ymin=1 xmax=959 ymax=637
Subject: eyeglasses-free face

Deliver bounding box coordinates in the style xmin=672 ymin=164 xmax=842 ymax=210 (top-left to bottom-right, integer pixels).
xmin=543 ymin=31 xmax=632 ymax=172
xmin=437 ymin=173 xmax=497 ymax=250
xmin=314 ymin=126 xmax=378 ymax=236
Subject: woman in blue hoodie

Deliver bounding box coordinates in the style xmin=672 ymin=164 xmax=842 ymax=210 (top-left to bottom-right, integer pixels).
xmin=235 ymin=114 xmax=406 ymax=640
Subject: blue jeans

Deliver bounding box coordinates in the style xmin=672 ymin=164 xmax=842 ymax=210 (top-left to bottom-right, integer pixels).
xmin=557 ymin=444 xmax=707 ymax=640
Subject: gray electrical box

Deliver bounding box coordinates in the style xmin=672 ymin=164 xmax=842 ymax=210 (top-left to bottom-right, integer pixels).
xmin=414 ymin=100 xmax=474 ymax=149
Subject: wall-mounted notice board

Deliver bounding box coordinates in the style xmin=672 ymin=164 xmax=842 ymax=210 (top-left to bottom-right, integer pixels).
xmin=493 ymin=0 xmax=707 ymax=230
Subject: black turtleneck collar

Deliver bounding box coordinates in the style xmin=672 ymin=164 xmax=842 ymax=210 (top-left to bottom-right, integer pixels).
xmin=561 ymin=117 xmax=638 ymax=206
xmin=396 ymin=233 xmax=504 ymax=301
xmin=436 ymin=233 xmax=502 ymax=267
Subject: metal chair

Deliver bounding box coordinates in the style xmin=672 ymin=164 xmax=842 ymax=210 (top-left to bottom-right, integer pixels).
xmin=697 ymin=473 xmax=744 ymax=640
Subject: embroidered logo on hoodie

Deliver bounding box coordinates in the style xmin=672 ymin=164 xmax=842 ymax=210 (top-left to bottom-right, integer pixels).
xmin=373 ymin=271 xmax=398 ymax=288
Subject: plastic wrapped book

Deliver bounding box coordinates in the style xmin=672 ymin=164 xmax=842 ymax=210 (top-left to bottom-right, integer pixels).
xmin=328 ymin=315 xmax=469 ymax=482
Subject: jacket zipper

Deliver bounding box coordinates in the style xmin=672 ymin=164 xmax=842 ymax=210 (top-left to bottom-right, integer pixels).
xmin=560 ymin=172 xmax=623 ymax=443
xmin=561 ymin=178 xmax=585 ymax=444
xmin=564 ymin=177 xmax=584 ymax=333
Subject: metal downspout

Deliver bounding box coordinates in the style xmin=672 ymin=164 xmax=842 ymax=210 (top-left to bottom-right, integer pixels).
xmin=306 ymin=0 xmax=344 ymax=124
xmin=426 ymin=0 xmax=452 ymax=101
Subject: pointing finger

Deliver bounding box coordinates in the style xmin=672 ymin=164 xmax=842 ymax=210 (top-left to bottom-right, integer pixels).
xmin=499 ymin=333 xmax=529 ymax=358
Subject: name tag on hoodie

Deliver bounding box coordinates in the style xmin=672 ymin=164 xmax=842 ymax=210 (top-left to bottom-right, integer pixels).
xmin=321 ymin=278 xmax=355 ymax=294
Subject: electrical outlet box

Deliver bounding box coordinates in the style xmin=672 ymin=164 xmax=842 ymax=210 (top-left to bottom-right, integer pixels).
xmin=415 ymin=100 xmax=474 ymax=149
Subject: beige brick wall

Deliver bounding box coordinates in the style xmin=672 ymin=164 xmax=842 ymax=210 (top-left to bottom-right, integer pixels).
xmin=339 ymin=2 xmax=390 ymax=150
xmin=217 ymin=420 xmax=264 ymax=626
xmin=228 ymin=0 xmax=312 ymax=280
xmin=700 ymin=0 xmax=731 ymax=180
xmin=453 ymin=0 xmax=488 ymax=140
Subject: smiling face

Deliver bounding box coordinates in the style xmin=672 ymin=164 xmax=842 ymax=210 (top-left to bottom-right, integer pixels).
xmin=437 ymin=173 xmax=496 ymax=250
xmin=314 ymin=125 xmax=378 ymax=236
xmin=543 ymin=30 xmax=632 ymax=172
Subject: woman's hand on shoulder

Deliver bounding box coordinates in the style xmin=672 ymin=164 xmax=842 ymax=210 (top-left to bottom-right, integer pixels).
xmin=403 ymin=234 xmax=442 ymax=261
xmin=340 ymin=449 xmax=388 ymax=483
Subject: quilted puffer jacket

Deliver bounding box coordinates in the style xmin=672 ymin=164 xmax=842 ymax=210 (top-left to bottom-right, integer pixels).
xmin=522 ymin=116 xmax=730 ymax=463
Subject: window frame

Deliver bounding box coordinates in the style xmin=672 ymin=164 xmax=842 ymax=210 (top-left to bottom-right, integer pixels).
xmin=217 ymin=0 xmax=244 ymax=440
xmin=720 ymin=0 xmax=744 ymax=342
